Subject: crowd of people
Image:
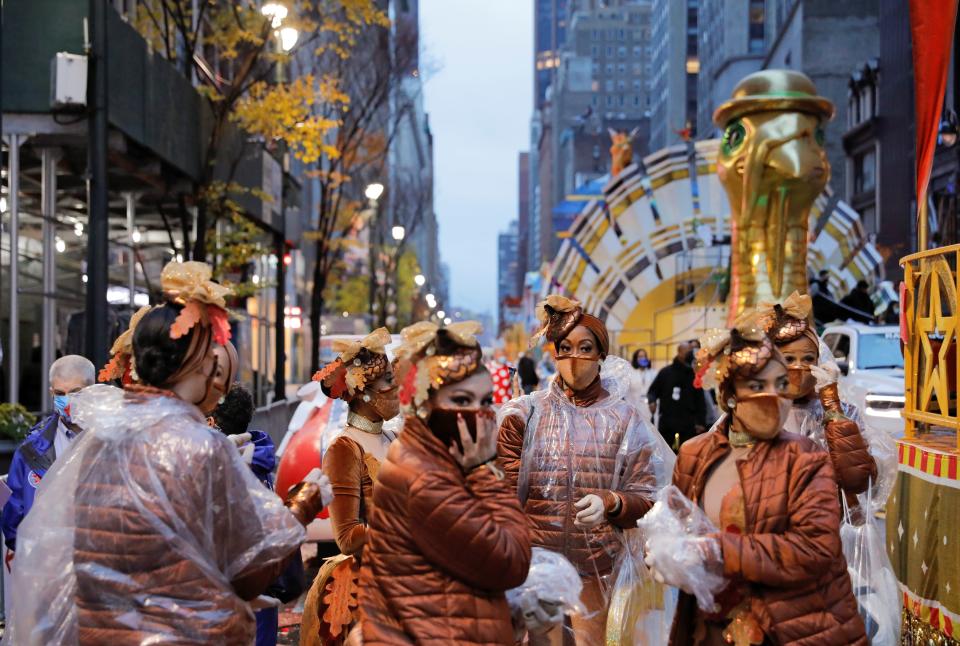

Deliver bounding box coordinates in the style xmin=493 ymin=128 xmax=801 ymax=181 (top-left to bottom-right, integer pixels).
xmin=0 ymin=258 xmax=897 ymax=645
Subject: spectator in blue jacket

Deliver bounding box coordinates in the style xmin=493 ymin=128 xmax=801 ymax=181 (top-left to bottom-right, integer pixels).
xmin=212 ymin=383 xmax=304 ymax=646
xmin=2 ymin=355 xmax=96 ymax=568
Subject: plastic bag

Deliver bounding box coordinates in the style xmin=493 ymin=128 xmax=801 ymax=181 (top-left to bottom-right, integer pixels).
xmin=605 ymin=529 xmax=677 ymax=645
xmin=841 ymin=484 xmax=900 ymax=646
xmin=506 ymin=547 xmax=586 ymax=618
xmin=7 ymin=385 xmax=305 ymax=645
xmin=637 ymin=485 xmax=725 ymax=613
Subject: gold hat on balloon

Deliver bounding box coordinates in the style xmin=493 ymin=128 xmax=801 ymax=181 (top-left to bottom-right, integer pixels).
xmin=713 ymin=69 xmax=835 ymax=127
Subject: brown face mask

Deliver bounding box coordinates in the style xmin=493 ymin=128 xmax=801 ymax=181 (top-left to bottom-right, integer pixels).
xmin=556 ymin=355 xmax=600 ymax=391
xmin=369 ymin=384 xmax=400 ymax=421
xmin=429 ymin=406 xmax=495 ymax=453
xmin=733 ymin=392 xmax=789 ymax=441
xmin=783 ymin=365 xmax=817 ymax=400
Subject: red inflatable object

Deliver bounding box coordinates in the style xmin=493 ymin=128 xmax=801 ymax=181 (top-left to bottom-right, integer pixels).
xmin=275 ymin=401 xmax=332 ymax=519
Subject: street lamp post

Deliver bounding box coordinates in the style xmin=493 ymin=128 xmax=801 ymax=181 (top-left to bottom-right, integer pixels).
xmin=366 ymin=183 xmax=384 ymax=325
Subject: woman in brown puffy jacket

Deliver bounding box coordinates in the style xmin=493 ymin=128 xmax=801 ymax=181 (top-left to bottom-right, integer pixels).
xmin=758 ymin=292 xmax=879 ymax=499
xmin=301 ymin=328 xmax=400 ymax=644
xmin=499 ymin=296 xmax=672 ymax=645
xmin=357 ymin=321 xmax=532 ymax=645
xmin=661 ymin=313 xmax=867 ymax=645
xmin=7 ymin=261 xmax=332 ymax=645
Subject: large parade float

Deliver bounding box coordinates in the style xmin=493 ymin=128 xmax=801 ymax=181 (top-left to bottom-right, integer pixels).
xmin=536 ymin=4 xmax=959 ymax=642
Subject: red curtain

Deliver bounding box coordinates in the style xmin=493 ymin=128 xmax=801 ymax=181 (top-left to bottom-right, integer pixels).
xmin=910 ymin=0 xmax=959 ymax=212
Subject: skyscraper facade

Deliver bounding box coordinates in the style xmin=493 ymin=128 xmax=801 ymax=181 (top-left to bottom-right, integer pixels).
xmin=696 ymin=0 xmax=766 ymax=138
xmin=497 ymin=221 xmax=521 ymax=329
xmin=649 ymin=0 xmax=699 ymax=149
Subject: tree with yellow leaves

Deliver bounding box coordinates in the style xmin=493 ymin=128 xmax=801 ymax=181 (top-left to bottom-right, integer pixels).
xmin=132 ymin=0 xmax=388 ymax=293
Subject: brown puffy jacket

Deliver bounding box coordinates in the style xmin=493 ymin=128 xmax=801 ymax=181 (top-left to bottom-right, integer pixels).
xmin=670 ymin=427 xmax=868 ymax=645
xmin=498 ymin=378 xmax=657 ymax=576
xmin=73 ymin=391 xmax=303 ymax=644
xmin=358 ymin=415 xmax=532 ymax=645
xmin=823 ymin=413 xmax=877 ymax=497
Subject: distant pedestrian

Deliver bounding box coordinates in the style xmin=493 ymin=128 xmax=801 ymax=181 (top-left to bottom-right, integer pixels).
xmin=882 ymin=301 xmax=900 ymax=325
xmin=537 ymin=350 xmax=556 ymax=380
xmin=517 ymin=351 xmax=540 ymax=394
xmin=688 ymin=339 xmax=719 ymax=426
xmin=841 ymin=280 xmax=875 ymax=324
xmin=647 ymin=342 xmax=706 ymax=451
xmin=2 ymin=355 xmax=95 ymax=570
xmin=631 ymin=348 xmax=657 ymax=395
xmin=810 ymin=269 xmax=836 ymax=323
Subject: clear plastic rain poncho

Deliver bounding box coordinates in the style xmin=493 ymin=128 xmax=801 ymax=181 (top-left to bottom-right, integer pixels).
xmin=506 ymin=548 xmax=586 ymax=628
xmin=7 ymin=385 xmax=306 ymax=645
xmin=499 ymin=355 xmax=675 ymax=643
xmin=782 ymin=339 xmax=899 ymax=644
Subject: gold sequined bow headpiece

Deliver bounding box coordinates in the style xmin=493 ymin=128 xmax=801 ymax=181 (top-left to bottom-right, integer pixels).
xmin=757 ymin=290 xmax=819 ymax=348
xmin=98 ymin=305 xmax=152 ymax=384
xmin=695 ymin=311 xmax=779 ymax=394
xmin=313 ymin=327 xmax=392 ymax=400
xmin=530 ymin=295 xmax=582 ymax=347
xmin=161 ymin=261 xmax=233 ymax=345
xmin=394 ymin=320 xmax=483 ymax=410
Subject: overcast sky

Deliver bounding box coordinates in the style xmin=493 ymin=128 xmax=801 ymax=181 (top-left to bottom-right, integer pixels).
xmin=419 ymin=0 xmax=533 ymax=317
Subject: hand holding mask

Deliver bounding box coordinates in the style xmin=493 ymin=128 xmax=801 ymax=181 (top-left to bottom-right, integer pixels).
xmin=445 ymin=409 xmax=498 ymax=470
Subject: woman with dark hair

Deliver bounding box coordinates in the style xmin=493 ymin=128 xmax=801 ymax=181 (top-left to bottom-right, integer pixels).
xmin=498 ymin=295 xmax=672 ymax=644
xmin=656 ymin=312 xmax=867 ymax=645
xmin=630 ymin=347 xmax=657 ymax=405
xmin=357 ymin=321 xmax=532 ymax=645
xmin=8 ymin=261 xmax=332 ymax=645
xmin=300 ymin=328 xmax=400 ymax=645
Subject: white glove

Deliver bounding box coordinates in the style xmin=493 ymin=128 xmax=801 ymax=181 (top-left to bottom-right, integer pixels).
xmin=240 ymin=443 xmax=255 ymax=466
xmin=573 ymin=494 xmax=605 ymax=529
xmin=227 ymin=432 xmax=252 ymax=449
xmin=250 ymin=595 xmax=281 ymax=611
xmin=643 ymin=550 xmax=668 ymax=586
xmin=520 ymin=599 xmax=565 ymax=636
xmin=304 ymin=467 xmax=334 ymax=509
xmin=810 ymin=363 xmax=839 ymax=392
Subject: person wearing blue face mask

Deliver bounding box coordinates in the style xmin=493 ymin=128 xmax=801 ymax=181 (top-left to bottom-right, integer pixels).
xmin=631 ymin=347 xmax=658 ymax=402
xmin=2 ymin=355 xmax=95 ymax=571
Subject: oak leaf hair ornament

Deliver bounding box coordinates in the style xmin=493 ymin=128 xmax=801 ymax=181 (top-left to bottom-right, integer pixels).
xmin=98 ymin=305 xmax=153 ymax=383
xmin=313 ymin=327 xmax=393 ymax=400
xmin=161 ymin=261 xmax=233 ymax=345
xmin=694 ymin=310 xmax=774 ymax=391
xmin=393 ymin=320 xmax=483 ymax=410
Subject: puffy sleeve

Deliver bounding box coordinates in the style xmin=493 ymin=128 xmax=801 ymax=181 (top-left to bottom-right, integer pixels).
xmin=407 ymin=466 xmax=532 ymax=592
xmin=497 ymin=413 xmax=527 ymax=497
xmin=1 ymin=449 xmax=29 ymax=551
xmin=823 ymin=415 xmax=876 ymax=496
xmin=323 ymin=436 xmax=367 ymax=555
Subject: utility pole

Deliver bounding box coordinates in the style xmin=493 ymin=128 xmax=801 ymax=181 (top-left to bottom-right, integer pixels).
xmin=86 ymin=0 xmax=109 ymax=368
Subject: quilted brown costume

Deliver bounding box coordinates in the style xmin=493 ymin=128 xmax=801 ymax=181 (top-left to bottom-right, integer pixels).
xmin=670 ymin=424 xmax=868 ymax=645
xmin=358 ymin=415 xmax=532 ymax=645
xmin=498 ymin=377 xmax=657 ymax=576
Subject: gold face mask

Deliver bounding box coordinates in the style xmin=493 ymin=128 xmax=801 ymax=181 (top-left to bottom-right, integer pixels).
xmin=733 ymin=392 xmax=790 ymax=441
xmin=556 ymin=355 xmax=600 ymax=392
xmin=784 ymin=365 xmax=817 ymax=400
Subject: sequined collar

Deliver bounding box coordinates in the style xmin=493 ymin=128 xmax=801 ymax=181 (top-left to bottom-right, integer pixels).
xmin=559 ymin=375 xmax=608 ymax=407
xmin=347 ymin=411 xmax=384 ymax=435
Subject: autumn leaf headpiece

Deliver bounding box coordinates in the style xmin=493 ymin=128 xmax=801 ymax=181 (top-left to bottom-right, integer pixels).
xmin=98 ymin=305 xmax=152 ymax=384
xmin=529 ymin=294 xmax=610 ymax=355
xmin=161 ymin=261 xmax=233 ymax=345
xmin=312 ymin=327 xmax=392 ymax=400
xmin=393 ymin=320 xmax=483 ymax=412
xmin=756 ymin=291 xmax=819 ymax=348
xmin=694 ymin=310 xmax=780 ymax=393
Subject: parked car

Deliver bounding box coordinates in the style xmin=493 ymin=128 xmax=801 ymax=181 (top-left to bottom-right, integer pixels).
xmin=821 ymin=323 xmax=905 ymax=437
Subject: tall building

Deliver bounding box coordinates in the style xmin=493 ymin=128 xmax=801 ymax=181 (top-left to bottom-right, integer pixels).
xmin=763 ymin=0 xmax=879 ymax=203
xmin=497 ymin=221 xmax=521 ymax=329
xmin=535 ymin=0 xmax=574 ymax=109
xmin=517 ymin=152 xmax=532 ymax=276
xmin=650 ymin=0 xmax=699 ymax=149
xmin=696 ymin=0 xmax=767 ymax=138
xmin=532 ymin=0 xmax=655 ymax=267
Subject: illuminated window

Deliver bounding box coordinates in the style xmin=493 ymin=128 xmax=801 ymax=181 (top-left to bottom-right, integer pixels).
xmin=686 ymin=58 xmax=700 ymax=74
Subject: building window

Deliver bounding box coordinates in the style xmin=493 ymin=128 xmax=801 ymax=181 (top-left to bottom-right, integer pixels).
xmin=606 ymin=63 xmax=614 ymax=74
xmin=606 ymin=46 xmax=614 ymax=57
xmin=591 ymin=29 xmax=599 ymax=41
xmin=618 ymin=63 xmax=626 ymax=74
xmin=633 ymin=79 xmax=642 ymax=90
xmin=748 ymin=0 xmax=765 ymax=53
xmin=617 ymin=79 xmax=626 ymax=90
xmin=618 ymin=46 xmax=627 ymax=58
xmin=618 ymin=29 xmax=625 ymax=41
xmin=591 ymin=45 xmax=599 ymax=57
xmin=605 ymin=80 xmax=614 ymax=92
xmin=592 ymin=95 xmax=599 ymax=106
xmin=619 ymin=95 xmax=625 ymax=106
xmin=853 ymin=148 xmax=877 ymax=195
xmin=633 ymin=46 xmax=642 ymax=57
xmin=633 ymin=63 xmax=643 ymax=75
xmin=606 ymin=95 xmax=614 ymax=106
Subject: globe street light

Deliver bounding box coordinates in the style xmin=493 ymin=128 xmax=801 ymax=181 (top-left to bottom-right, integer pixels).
xmin=279 ymin=27 xmax=299 ymax=52
xmin=413 ymin=273 xmax=426 ymax=287
xmin=444 ymin=317 xmax=452 ymax=325
xmin=437 ymin=310 xmax=446 ymax=320
xmin=391 ymin=225 xmax=405 ymax=241
xmin=365 ymin=182 xmax=385 ymax=202
xmin=261 ymin=3 xmax=288 ymax=28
